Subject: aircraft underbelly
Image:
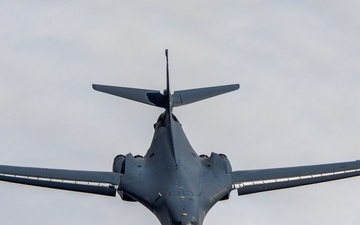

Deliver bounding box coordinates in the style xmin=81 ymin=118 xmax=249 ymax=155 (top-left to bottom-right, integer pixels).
xmin=119 ymin=115 xmax=233 ymax=224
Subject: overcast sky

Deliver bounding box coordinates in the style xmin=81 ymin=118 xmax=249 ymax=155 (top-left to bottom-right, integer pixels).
xmin=1 ymin=1 xmax=360 ymax=225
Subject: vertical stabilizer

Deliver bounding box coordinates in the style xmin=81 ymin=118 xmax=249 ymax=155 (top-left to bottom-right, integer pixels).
xmin=164 ymin=49 xmax=173 ymax=113
xmin=165 ymin=49 xmax=170 ymax=94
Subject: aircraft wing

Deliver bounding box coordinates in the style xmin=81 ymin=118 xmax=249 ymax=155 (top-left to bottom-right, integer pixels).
xmin=231 ymin=160 xmax=360 ymax=195
xmin=0 ymin=165 xmax=121 ymax=197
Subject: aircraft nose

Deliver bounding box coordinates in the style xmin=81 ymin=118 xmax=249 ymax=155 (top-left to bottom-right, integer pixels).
xmin=169 ymin=212 xmax=199 ymax=225
xmin=164 ymin=194 xmax=202 ymax=225
xmin=154 ymin=193 xmax=204 ymax=225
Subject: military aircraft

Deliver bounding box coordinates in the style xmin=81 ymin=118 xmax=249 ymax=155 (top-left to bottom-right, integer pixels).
xmin=1 ymin=50 xmax=360 ymax=225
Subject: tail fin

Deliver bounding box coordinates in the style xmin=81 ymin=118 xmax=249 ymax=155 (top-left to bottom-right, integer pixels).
xmin=92 ymin=50 xmax=239 ymax=110
xmin=164 ymin=49 xmax=173 ymax=113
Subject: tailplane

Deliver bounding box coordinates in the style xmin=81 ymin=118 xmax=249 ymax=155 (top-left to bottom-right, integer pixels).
xmin=172 ymin=84 xmax=239 ymax=107
xmin=92 ymin=84 xmax=165 ymax=108
xmin=93 ymin=50 xmax=239 ymax=111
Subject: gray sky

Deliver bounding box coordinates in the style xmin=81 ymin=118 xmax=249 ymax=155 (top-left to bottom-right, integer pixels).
xmin=1 ymin=1 xmax=360 ymax=224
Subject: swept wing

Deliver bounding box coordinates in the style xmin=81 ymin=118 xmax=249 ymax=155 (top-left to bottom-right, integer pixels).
xmin=0 ymin=165 xmax=121 ymax=196
xmin=231 ymin=160 xmax=360 ymax=195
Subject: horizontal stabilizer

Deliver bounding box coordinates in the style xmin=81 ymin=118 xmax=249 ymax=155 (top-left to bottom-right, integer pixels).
xmin=173 ymin=84 xmax=239 ymax=107
xmin=93 ymin=84 xmax=165 ymax=108
xmin=93 ymin=83 xmax=239 ymax=110
xmin=93 ymin=51 xmax=239 ymax=110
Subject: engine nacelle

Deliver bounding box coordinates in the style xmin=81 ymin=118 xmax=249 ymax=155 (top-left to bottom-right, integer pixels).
xmin=112 ymin=154 xmax=126 ymax=174
xmin=134 ymin=155 xmax=144 ymax=159
xmin=200 ymin=152 xmax=232 ymax=201
xmin=112 ymin=154 xmax=139 ymax=202
xmin=218 ymin=153 xmax=232 ymax=201
xmin=219 ymin=153 xmax=232 ymax=174
xmin=200 ymin=152 xmax=232 ymax=173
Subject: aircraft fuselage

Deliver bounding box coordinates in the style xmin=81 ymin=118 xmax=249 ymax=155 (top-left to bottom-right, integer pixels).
xmin=117 ymin=112 xmax=233 ymax=225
